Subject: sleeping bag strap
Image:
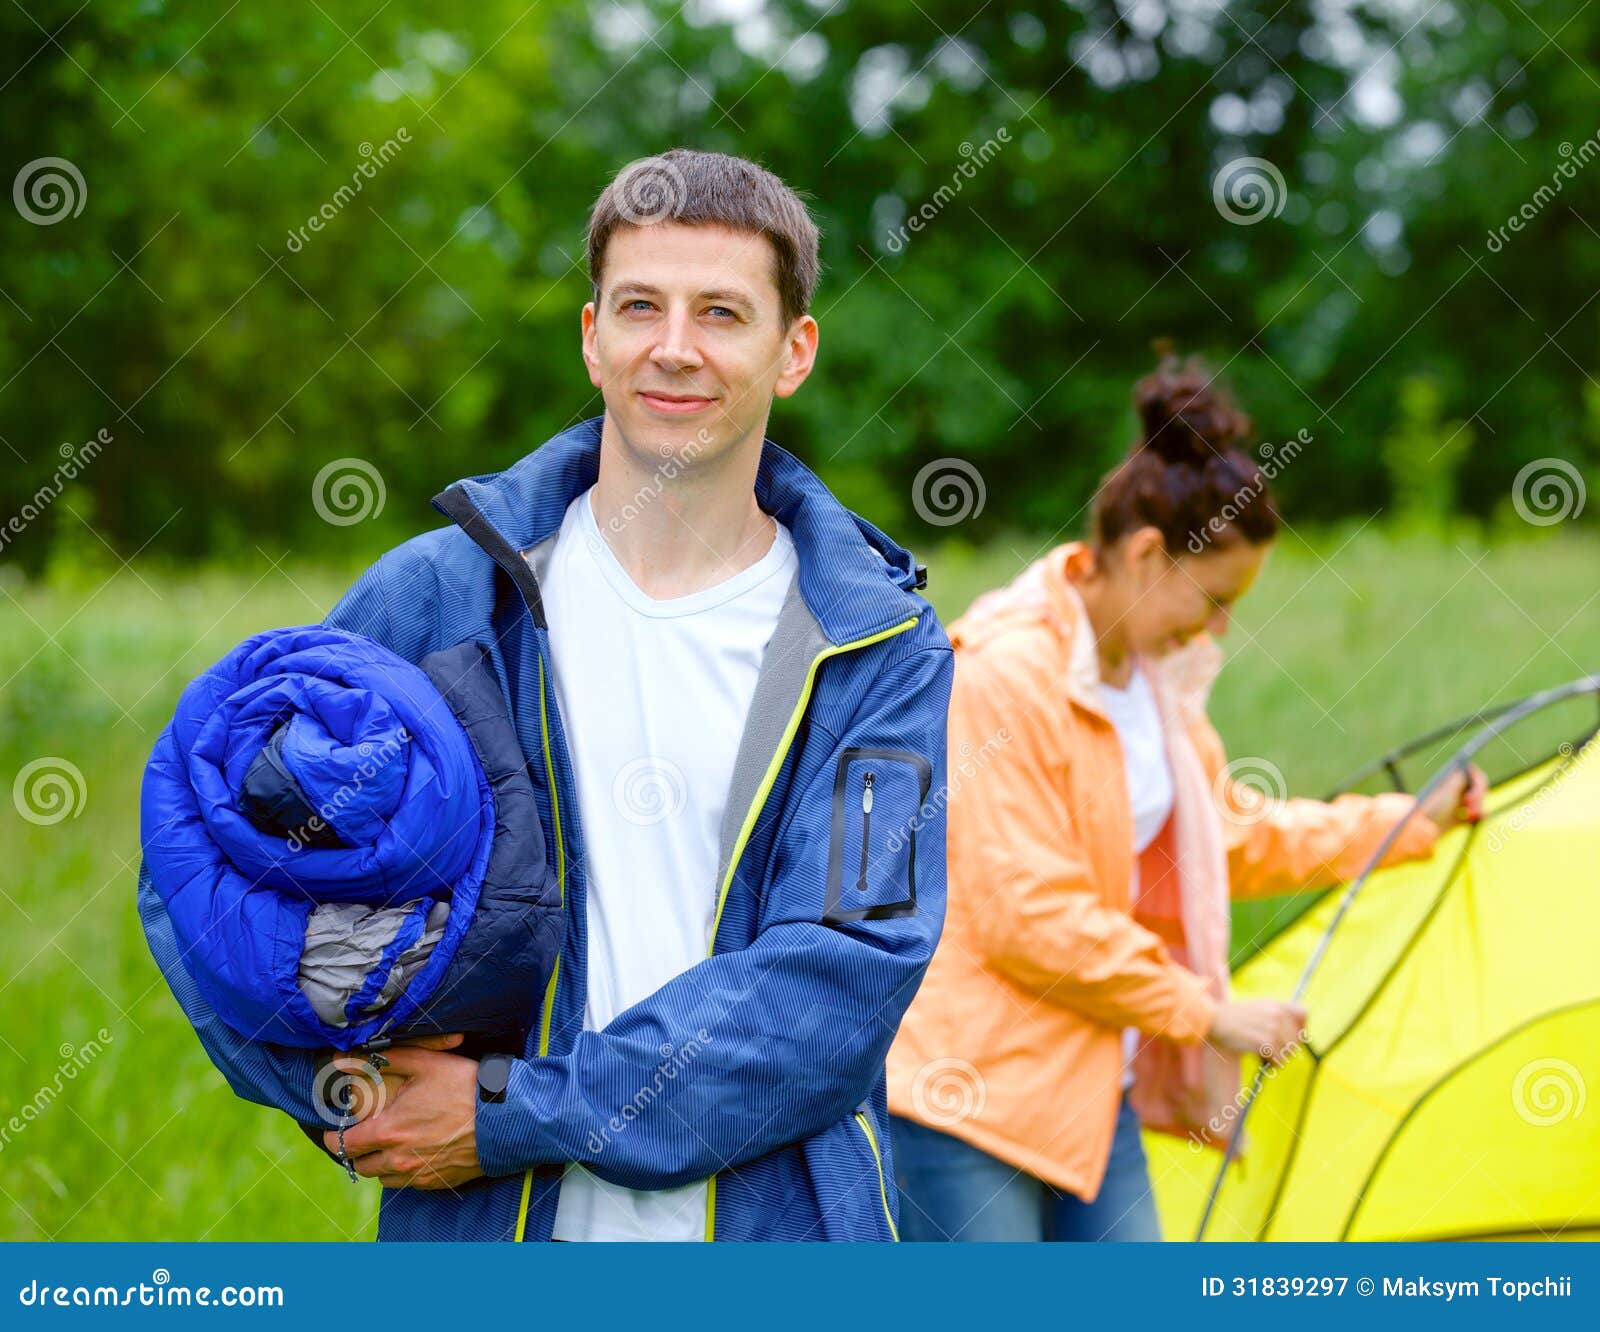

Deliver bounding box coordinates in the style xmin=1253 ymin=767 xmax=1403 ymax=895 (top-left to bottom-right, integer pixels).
xmin=333 ymin=1044 xmax=392 ymax=1184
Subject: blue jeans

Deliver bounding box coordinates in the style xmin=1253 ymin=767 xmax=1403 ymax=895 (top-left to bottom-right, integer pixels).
xmin=891 ymin=1094 xmax=1163 ymax=1241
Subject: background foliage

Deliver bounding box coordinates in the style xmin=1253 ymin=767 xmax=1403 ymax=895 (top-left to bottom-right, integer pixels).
xmin=3 ymin=0 xmax=1598 ymax=573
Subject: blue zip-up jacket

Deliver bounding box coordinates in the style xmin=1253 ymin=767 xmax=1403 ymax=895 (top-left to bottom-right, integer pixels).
xmin=136 ymin=416 xmax=954 ymax=1241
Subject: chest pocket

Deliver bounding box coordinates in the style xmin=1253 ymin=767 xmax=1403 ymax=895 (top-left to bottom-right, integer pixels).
xmin=824 ymin=746 xmax=932 ymax=924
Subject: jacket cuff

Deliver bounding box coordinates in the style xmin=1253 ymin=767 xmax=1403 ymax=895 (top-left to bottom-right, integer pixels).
xmin=1372 ymin=791 xmax=1443 ymax=865
xmin=474 ymin=1057 xmax=555 ymax=1177
xmin=1161 ymin=967 xmax=1219 ymax=1045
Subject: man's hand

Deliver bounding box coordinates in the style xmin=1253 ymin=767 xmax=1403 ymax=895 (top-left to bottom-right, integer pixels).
xmin=322 ymin=1039 xmax=484 ymax=1190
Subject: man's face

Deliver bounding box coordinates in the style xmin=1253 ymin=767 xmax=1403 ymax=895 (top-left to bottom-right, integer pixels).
xmin=581 ymin=222 xmax=818 ymax=470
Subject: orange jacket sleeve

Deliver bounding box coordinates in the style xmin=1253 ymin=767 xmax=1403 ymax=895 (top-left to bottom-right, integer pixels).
xmin=951 ymin=642 xmax=1217 ymax=1043
xmin=1190 ymin=717 xmax=1443 ymax=900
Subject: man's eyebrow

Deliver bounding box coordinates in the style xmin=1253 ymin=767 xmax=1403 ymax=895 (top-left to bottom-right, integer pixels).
xmin=608 ymin=281 xmax=756 ymax=308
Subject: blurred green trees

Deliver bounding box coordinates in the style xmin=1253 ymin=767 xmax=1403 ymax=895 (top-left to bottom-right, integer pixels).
xmin=2 ymin=0 xmax=1596 ymax=573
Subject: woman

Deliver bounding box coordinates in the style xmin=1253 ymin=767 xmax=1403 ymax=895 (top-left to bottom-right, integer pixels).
xmin=887 ymin=353 xmax=1485 ymax=1242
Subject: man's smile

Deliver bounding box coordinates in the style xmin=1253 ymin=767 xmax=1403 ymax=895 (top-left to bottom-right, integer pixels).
xmin=638 ymin=388 xmax=717 ymax=414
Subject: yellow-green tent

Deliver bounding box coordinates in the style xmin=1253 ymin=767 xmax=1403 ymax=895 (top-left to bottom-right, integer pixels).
xmin=1148 ymin=685 xmax=1600 ymax=1241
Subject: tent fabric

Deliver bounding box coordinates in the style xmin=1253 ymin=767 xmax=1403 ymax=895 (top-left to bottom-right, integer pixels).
xmin=1147 ymin=732 xmax=1600 ymax=1241
xmin=139 ymin=625 xmax=560 ymax=1053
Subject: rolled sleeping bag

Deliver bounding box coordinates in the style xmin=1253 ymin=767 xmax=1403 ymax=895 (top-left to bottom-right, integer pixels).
xmin=140 ymin=625 xmax=561 ymax=1055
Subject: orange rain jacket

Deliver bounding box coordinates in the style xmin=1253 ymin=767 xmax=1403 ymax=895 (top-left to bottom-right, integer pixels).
xmin=887 ymin=543 xmax=1441 ymax=1201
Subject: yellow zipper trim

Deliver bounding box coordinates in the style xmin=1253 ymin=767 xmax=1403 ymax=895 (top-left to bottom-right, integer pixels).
xmin=703 ymin=614 xmax=919 ymax=1241
xmin=854 ymin=1110 xmax=899 ymax=1241
xmin=512 ymin=654 xmax=566 ymax=1244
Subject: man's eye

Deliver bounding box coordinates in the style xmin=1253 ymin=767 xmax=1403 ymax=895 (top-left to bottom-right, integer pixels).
xmin=623 ymin=300 xmax=655 ymax=313
xmin=705 ymin=306 xmax=736 ymax=319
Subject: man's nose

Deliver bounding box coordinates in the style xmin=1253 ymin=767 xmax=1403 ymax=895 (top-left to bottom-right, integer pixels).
xmin=650 ymin=309 xmax=704 ymax=373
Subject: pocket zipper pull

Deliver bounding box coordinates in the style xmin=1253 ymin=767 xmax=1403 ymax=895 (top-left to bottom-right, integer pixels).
xmin=856 ymin=772 xmax=875 ymax=893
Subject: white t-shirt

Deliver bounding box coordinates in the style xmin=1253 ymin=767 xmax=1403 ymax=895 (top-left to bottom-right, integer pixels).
xmin=1097 ymin=665 xmax=1174 ymax=1091
xmin=542 ymin=486 xmax=796 ymax=1241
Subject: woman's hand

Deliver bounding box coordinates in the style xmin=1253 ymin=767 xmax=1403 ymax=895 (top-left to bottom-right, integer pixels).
xmin=1419 ymin=763 xmax=1489 ymax=829
xmin=1207 ymin=998 xmax=1307 ymax=1064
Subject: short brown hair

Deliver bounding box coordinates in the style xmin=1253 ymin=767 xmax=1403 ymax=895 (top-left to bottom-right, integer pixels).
xmin=586 ymin=149 xmax=821 ymax=326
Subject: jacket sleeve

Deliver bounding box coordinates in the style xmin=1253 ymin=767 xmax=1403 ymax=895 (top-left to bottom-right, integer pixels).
xmin=473 ymin=643 xmax=953 ymax=1189
xmin=1192 ymin=719 xmax=1444 ymax=899
xmin=954 ymin=644 xmax=1217 ymax=1044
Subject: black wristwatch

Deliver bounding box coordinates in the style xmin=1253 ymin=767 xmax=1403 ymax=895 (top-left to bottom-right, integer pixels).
xmin=477 ymin=1053 xmax=513 ymax=1104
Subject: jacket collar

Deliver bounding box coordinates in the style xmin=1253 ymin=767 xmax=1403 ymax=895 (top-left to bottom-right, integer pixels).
xmin=432 ymin=416 xmax=926 ymax=646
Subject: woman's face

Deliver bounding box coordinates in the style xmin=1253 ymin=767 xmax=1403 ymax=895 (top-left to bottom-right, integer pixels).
xmin=1116 ymin=531 xmax=1270 ymax=657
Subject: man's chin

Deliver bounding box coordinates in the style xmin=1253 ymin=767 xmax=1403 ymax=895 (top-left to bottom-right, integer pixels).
xmin=607 ymin=408 xmax=736 ymax=468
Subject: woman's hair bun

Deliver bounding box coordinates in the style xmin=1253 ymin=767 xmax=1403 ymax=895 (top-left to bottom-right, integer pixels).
xmin=1133 ymin=341 xmax=1251 ymax=464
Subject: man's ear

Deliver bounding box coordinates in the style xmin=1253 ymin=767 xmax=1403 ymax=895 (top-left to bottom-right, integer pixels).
xmin=580 ymin=301 xmax=602 ymax=390
xmin=772 ymin=314 xmax=819 ymax=400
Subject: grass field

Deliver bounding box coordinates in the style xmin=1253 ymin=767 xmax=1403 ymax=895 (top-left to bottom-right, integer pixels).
xmin=3 ymin=523 xmax=1597 ymax=1240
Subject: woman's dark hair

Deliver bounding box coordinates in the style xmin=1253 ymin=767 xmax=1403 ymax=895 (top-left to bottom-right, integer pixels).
xmin=1091 ymin=345 xmax=1281 ymax=555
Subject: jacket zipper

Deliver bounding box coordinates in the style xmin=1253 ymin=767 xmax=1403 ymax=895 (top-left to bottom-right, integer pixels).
xmin=855 ymin=771 xmax=875 ymax=893
xmin=854 ymin=1110 xmax=899 ymax=1241
xmin=702 ymin=615 xmax=919 ymax=1240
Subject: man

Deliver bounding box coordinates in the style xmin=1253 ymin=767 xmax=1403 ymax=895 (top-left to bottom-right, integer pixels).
xmin=137 ymin=149 xmax=953 ymax=1241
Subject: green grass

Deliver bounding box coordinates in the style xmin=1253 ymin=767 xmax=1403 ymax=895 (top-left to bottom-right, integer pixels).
xmin=3 ymin=525 xmax=1597 ymax=1240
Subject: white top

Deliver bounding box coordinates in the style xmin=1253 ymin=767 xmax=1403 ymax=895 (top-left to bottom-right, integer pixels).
xmin=1097 ymin=664 xmax=1174 ymax=1091
xmin=543 ymin=486 xmax=796 ymax=1241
